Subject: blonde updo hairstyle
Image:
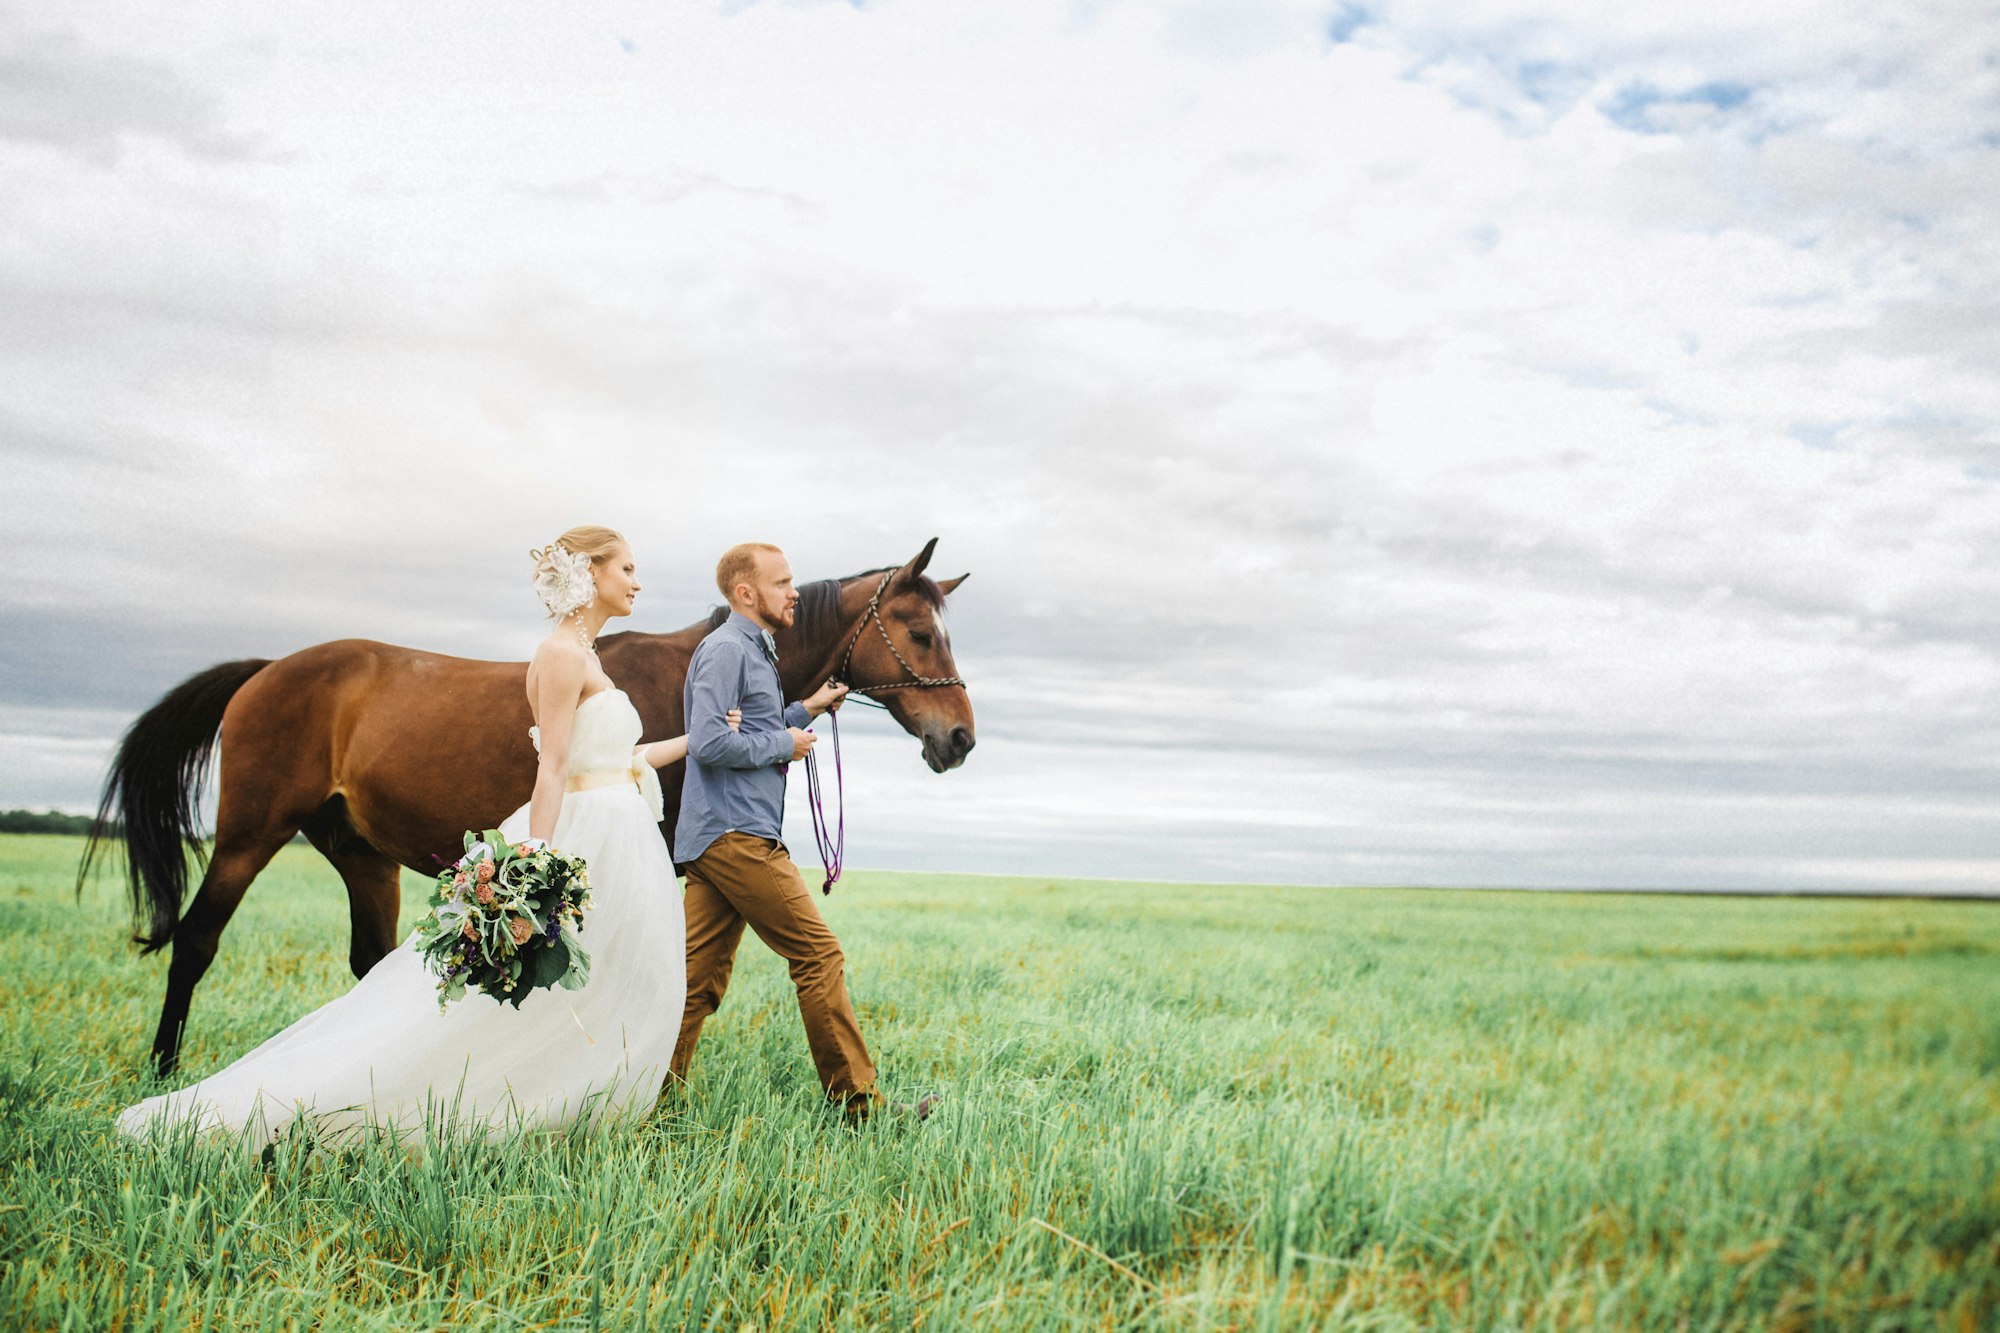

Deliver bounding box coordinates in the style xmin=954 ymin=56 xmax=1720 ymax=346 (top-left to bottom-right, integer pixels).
xmin=528 ymin=525 xmax=629 ymax=621
xmin=548 ymin=525 xmax=627 ymax=564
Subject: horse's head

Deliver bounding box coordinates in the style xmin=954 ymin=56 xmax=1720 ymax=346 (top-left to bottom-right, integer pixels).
xmin=842 ymin=538 xmax=975 ymax=773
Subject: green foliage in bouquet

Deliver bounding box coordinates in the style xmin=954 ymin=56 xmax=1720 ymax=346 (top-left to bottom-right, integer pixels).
xmin=412 ymin=830 xmax=593 ymax=1010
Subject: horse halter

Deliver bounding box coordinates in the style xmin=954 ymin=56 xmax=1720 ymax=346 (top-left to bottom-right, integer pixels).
xmin=832 ymin=569 xmax=968 ymax=698
xmin=808 ymin=568 xmax=965 ymax=897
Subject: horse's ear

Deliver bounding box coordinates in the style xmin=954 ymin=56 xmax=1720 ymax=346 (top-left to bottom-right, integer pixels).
xmin=936 ymin=573 xmax=969 ymax=596
xmin=895 ymin=537 xmax=939 ymax=586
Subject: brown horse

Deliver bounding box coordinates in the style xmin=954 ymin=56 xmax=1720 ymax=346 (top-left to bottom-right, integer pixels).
xmin=81 ymin=539 xmax=973 ymax=1075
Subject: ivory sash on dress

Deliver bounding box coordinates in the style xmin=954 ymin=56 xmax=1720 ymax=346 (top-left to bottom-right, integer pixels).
xmin=565 ymin=758 xmax=666 ymax=822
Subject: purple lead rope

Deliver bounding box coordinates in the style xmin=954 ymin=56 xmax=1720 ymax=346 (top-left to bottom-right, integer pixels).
xmin=804 ymin=705 xmax=844 ymax=894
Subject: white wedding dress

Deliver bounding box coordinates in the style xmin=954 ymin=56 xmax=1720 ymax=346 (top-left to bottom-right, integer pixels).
xmin=117 ymin=686 xmax=686 ymax=1149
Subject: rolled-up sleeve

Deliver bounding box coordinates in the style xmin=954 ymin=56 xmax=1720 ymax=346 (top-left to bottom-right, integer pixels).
xmin=688 ymin=644 xmax=793 ymax=769
xmin=783 ymin=701 xmax=811 ymax=729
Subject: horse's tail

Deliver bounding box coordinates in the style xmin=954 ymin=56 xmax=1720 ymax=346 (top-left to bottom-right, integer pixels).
xmin=77 ymin=659 xmax=272 ymax=952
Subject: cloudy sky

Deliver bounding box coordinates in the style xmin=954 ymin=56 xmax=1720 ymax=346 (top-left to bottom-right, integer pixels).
xmin=5 ymin=0 xmax=1998 ymax=893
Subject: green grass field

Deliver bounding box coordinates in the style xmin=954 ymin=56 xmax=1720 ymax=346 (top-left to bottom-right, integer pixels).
xmin=1 ymin=833 xmax=1995 ymax=1330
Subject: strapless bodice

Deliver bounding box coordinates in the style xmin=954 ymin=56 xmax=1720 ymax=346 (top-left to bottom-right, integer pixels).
xmin=529 ymin=687 xmax=644 ymax=771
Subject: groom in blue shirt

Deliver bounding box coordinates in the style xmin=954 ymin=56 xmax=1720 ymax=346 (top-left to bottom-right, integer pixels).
xmin=671 ymin=542 xmax=930 ymax=1122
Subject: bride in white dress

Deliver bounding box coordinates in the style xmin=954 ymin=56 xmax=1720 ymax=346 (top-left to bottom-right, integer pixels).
xmin=118 ymin=526 xmax=711 ymax=1149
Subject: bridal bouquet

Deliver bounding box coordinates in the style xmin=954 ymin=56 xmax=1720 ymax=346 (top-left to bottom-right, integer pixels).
xmin=413 ymin=831 xmax=593 ymax=1011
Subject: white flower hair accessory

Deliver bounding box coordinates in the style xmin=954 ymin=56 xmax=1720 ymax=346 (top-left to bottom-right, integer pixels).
xmin=529 ymin=543 xmax=597 ymax=619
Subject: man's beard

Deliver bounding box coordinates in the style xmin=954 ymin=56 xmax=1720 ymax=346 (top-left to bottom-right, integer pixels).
xmin=757 ymin=588 xmax=795 ymax=627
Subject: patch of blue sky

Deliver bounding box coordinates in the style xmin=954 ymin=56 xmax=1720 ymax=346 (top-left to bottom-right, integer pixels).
xmin=1880 ymin=405 xmax=1977 ymax=436
xmin=1643 ymin=396 xmax=1718 ymax=429
xmin=1601 ymin=81 xmax=1756 ymax=135
xmin=1397 ymin=42 xmax=1601 ymax=134
xmin=1512 ymin=58 xmax=1594 ymax=107
xmin=1328 ymin=3 xmax=1373 ymax=44
xmin=1788 ymin=421 xmax=1850 ymax=451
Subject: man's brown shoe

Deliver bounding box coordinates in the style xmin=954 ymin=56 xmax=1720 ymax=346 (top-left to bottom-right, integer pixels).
xmin=844 ymin=1091 xmax=942 ymax=1125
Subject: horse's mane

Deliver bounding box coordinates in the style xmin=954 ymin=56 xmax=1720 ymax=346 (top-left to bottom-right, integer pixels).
xmin=702 ymin=568 xmax=944 ymax=642
xmin=701 ymin=578 xmax=842 ymax=640
xmin=835 ymin=567 xmax=948 ymax=609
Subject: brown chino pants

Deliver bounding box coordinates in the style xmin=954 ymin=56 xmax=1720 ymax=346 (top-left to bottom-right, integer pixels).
xmin=670 ymin=832 xmax=879 ymax=1109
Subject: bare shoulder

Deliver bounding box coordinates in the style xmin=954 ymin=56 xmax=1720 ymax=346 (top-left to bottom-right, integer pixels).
xmin=531 ymin=633 xmax=592 ymax=672
xmin=527 ymin=636 xmax=590 ymax=698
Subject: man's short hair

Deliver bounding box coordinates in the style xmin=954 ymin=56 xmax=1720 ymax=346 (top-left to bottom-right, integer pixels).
xmin=716 ymin=543 xmax=784 ymax=602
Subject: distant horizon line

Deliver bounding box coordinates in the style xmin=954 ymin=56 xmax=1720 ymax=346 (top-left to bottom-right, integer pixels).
xmin=14 ymin=820 xmax=1993 ymax=903
xmin=809 ymin=865 xmax=2000 ymax=903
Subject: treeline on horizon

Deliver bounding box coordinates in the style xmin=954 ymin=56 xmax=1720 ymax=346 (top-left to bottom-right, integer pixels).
xmin=0 ymin=810 xmax=118 ymax=836
xmin=2 ymin=810 xmax=1990 ymax=899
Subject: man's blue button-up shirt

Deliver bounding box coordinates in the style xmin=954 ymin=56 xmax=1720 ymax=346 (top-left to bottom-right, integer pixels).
xmin=675 ymin=612 xmax=811 ymax=865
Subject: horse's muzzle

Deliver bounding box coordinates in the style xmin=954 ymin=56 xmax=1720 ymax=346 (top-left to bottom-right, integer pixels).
xmin=922 ymin=725 xmax=976 ymax=773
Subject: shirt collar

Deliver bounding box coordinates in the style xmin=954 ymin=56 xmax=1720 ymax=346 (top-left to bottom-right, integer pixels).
xmin=726 ymin=611 xmax=779 ymax=661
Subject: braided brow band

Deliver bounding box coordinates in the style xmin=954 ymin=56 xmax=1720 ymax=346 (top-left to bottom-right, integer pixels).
xmin=835 ymin=570 xmax=967 ymax=694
